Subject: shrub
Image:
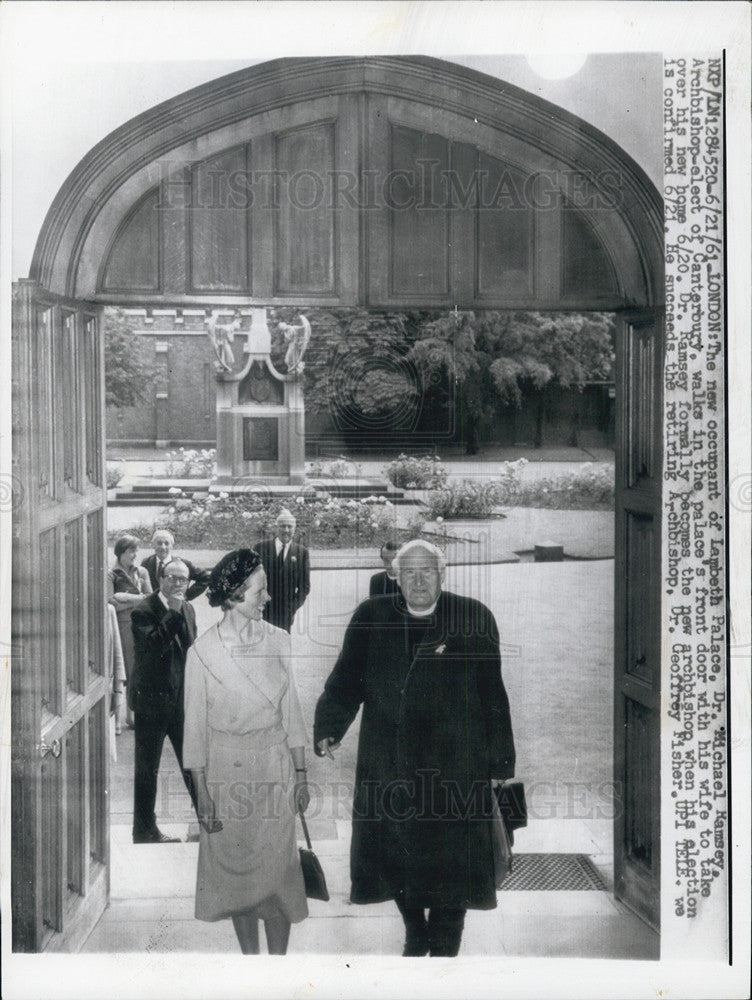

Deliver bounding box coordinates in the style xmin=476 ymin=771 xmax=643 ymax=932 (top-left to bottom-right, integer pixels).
xmin=111 ymin=491 xmax=414 ymax=550
xmin=164 ymin=448 xmax=216 ymax=479
xmin=106 ymin=461 xmax=124 ymax=489
xmin=384 ymin=454 xmax=448 ymax=490
xmin=515 ymin=464 xmax=614 ymax=510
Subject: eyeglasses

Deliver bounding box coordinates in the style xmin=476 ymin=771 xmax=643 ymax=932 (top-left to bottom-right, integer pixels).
xmin=163 ymin=574 xmax=189 ymax=584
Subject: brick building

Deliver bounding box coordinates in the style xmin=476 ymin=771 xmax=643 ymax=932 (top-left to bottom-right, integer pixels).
xmin=107 ymin=308 xmax=614 ymax=452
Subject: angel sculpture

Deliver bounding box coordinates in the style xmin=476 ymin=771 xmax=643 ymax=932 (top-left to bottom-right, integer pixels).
xmin=205 ymin=310 xmax=241 ymax=373
xmin=279 ymin=314 xmax=311 ymax=374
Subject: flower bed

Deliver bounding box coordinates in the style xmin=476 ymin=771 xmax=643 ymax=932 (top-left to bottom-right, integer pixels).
xmin=514 ymin=464 xmax=614 ymax=510
xmin=384 ymin=453 xmax=448 ymax=489
xmin=424 ymin=479 xmax=509 ymax=520
xmin=164 ymin=447 xmax=216 ymax=479
xmin=109 ymin=490 xmax=420 ymax=549
xmin=423 ymin=460 xmax=525 ymax=519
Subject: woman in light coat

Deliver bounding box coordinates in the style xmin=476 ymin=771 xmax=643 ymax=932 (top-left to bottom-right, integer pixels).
xmin=183 ymin=548 xmax=310 ymax=954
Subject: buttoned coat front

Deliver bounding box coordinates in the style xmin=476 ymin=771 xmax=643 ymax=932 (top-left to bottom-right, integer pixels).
xmin=183 ymin=622 xmax=309 ymax=923
xmin=314 ymin=590 xmax=515 ymax=911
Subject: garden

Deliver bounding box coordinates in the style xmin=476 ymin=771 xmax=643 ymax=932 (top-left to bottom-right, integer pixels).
xmin=108 ymin=451 xmax=614 ymax=549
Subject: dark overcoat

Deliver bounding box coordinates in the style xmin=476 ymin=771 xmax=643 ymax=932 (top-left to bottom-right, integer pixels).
xmin=314 ymin=590 xmax=515 ymax=910
xmin=129 ymin=592 xmax=196 ymax=718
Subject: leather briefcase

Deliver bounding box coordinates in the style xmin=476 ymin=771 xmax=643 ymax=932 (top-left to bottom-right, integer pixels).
xmin=494 ymin=782 xmax=527 ymax=845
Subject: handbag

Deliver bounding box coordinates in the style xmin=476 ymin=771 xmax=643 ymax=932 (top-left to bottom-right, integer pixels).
xmin=490 ymin=788 xmax=513 ymax=889
xmin=298 ymin=810 xmax=330 ymax=902
xmin=494 ymin=781 xmax=527 ymax=845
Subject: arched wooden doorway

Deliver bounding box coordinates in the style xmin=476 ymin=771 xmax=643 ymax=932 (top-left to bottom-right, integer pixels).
xmin=12 ymin=56 xmax=664 ymax=950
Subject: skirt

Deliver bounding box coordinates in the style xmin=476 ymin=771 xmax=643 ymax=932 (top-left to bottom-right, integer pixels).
xmin=195 ymin=724 xmax=308 ymax=924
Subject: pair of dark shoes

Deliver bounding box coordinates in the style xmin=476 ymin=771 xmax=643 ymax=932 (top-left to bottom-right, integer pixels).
xmin=402 ymin=935 xmax=459 ymax=958
xmin=133 ymin=828 xmax=180 ymax=845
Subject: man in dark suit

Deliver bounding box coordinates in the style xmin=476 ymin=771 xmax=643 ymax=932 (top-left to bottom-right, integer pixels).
xmin=130 ymin=558 xmax=198 ymax=844
xmin=141 ymin=528 xmax=210 ymax=601
xmin=255 ymin=509 xmax=310 ymax=633
xmin=368 ymin=539 xmax=401 ymax=597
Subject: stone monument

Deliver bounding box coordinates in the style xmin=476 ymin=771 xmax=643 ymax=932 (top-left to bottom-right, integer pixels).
xmin=209 ymin=308 xmax=308 ymax=489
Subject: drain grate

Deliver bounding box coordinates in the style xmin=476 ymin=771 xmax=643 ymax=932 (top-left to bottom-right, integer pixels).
xmin=501 ymin=854 xmax=608 ymax=891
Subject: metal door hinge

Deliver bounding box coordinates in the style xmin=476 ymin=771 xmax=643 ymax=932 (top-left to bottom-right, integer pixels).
xmin=38 ymin=738 xmax=62 ymax=759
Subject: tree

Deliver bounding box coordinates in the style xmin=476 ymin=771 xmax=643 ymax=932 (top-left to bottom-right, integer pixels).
xmin=104 ymin=307 xmax=159 ymax=408
xmin=270 ymin=308 xmax=424 ymax=437
xmin=409 ymin=311 xmax=615 ymax=451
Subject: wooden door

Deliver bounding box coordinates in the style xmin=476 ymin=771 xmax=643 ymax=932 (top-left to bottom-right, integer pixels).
xmin=11 ymin=280 xmax=109 ymax=952
xmin=613 ymin=308 xmax=664 ymax=929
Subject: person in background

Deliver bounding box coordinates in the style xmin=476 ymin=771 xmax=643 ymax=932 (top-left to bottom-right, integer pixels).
xmin=130 ymin=558 xmax=198 ymax=844
xmin=254 ymin=509 xmax=310 ymax=633
xmin=314 ymin=539 xmax=515 ymax=958
xmin=184 ymin=549 xmax=310 ymax=954
xmin=109 ymin=534 xmax=152 ymax=729
xmin=141 ymin=528 xmax=210 ymax=601
xmin=368 ymin=539 xmax=401 ymax=597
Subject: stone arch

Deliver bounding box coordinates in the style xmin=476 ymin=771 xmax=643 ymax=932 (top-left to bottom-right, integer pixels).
xmin=30 ymin=56 xmax=663 ymax=309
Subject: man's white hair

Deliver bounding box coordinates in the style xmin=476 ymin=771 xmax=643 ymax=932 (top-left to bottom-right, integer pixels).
xmin=151 ymin=528 xmax=175 ymax=542
xmin=392 ymin=538 xmax=446 ymax=576
xmin=276 ymin=507 xmax=296 ymax=525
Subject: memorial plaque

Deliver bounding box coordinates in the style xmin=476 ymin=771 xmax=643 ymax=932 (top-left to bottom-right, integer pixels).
xmin=243 ymin=417 xmax=279 ymax=461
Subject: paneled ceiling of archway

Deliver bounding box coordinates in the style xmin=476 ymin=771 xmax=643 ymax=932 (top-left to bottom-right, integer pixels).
xmin=31 ymin=57 xmax=663 ymax=309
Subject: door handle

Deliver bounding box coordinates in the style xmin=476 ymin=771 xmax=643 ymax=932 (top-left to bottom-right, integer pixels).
xmin=38 ymin=738 xmax=62 ymax=759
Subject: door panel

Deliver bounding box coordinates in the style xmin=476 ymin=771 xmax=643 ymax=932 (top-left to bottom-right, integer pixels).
xmin=614 ymin=309 xmax=664 ymax=929
xmin=12 ymin=280 xmax=109 ymax=952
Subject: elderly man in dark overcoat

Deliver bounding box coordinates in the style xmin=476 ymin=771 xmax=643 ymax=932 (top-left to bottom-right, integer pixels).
xmin=314 ymin=539 xmax=515 ymax=957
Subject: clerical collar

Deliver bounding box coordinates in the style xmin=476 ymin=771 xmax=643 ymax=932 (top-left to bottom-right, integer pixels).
xmin=405 ymin=600 xmax=439 ymax=617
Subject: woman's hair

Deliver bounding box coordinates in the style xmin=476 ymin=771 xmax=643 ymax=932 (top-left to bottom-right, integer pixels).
xmin=206 ymin=548 xmax=262 ymax=608
xmin=114 ymin=534 xmax=140 ymax=560
xmin=392 ymin=538 xmax=447 ymax=575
